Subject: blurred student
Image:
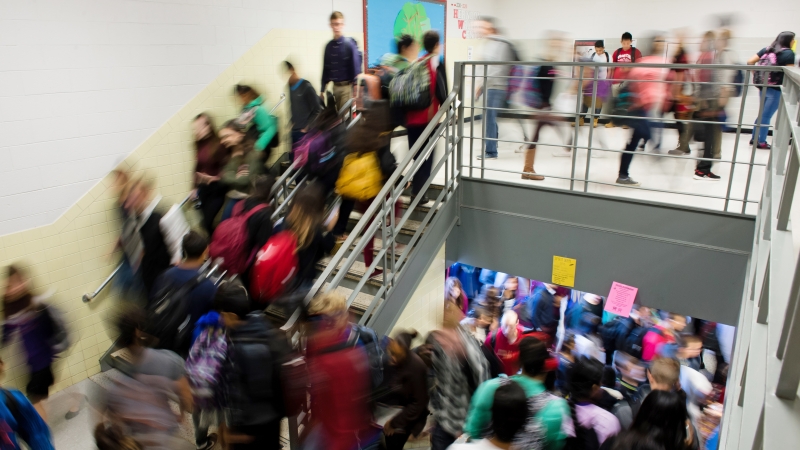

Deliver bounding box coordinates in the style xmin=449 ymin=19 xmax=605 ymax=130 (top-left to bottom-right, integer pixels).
xmin=150 ymin=231 xmax=217 ymax=353
xmin=0 ymin=356 xmax=54 ymax=449
xmin=428 ymin=302 xmax=490 ymax=450
xmin=233 ymin=84 xmax=277 ymax=155
xmin=450 ymin=380 xmax=528 ymax=450
xmin=466 ymin=336 xmax=567 ymax=448
xmin=108 ymin=307 xmax=193 ymax=450
xmin=446 ymin=277 xmax=469 ymax=315
xmin=676 ymin=334 xmax=703 ymax=372
xmin=564 ymin=357 xmax=621 ymax=447
xmin=666 ymin=37 xmax=695 ymax=156
xmin=607 ymin=32 xmax=642 ymax=129
xmin=380 ymin=34 xmax=420 ymax=74
xmin=321 ymin=11 xmax=362 ymax=111
xmin=634 ymin=356 xmax=681 ymax=417
xmin=382 ymin=331 xmax=430 ymax=450
xmin=214 ymin=282 xmax=287 ymax=450
xmin=747 ymin=31 xmax=796 ymax=149
xmin=642 ymin=313 xmax=686 ymax=362
xmin=475 ymin=17 xmax=516 ymax=160
xmin=693 ymin=31 xmax=725 ymax=181
xmin=192 ymin=113 xmax=229 ymax=234
xmin=606 ymin=390 xmax=696 ymax=450
xmin=485 ymin=310 xmax=524 ymax=375
xmin=406 ymin=30 xmax=447 ymax=204
xmin=284 ymin=61 xmax=322 ymax=145
xmin=304 ymin=292 xmax=374 ymax=450
xmin=578 ymin=40 xmax=611 ymax=127
xmin=218 ymin=120 xmax=265 ymax=220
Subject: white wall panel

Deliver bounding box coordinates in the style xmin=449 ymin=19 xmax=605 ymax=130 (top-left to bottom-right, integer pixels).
xmin=0 ymin=0 xmax=363 ymax=235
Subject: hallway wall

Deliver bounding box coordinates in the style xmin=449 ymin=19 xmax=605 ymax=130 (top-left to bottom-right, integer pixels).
xmin=391 ymin=242 xmax=446 ymax=340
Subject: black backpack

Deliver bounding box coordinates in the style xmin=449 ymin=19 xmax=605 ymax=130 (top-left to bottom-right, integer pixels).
xmin=564 ymin=421 xmax=600 ymax=450
xmin=600 ymin=317 xmax=634 ymax=355
xmin=622 ymin=326 xmax=661 ymax=360
xmin=146 ymin=275 xmax=204 ymax=357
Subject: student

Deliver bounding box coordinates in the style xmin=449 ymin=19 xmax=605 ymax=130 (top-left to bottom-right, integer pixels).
xmin=445 ymin=277 xmax=469 ymax=315
xmin=233 ymin=84 xmax=278 ymax=155
xmin=451 ymin=380 xmax=529 ymax=450
xmin=382 ymin=331 xmax=430 ymax=450
xmin=218 ymin=120 xmax=265 ymax=220
xmin=304 ymin=292 xmax=373 ymax=450
xmin=676 ymin=334 xmax=703 ymax=372
xmin=485 ymin=311 xmax=524 ymax=375
xmin=0 ymin=357 xmax=54 ymax=449
xmin=607 ymin=390 xmax=697 ymax=450
xmin=607 ymin=32 xmax=643 ymax=129
xmin=380 ymin=34 xmax=420 ymax=74
xmin=284 ymin=61 xmax=322 ymax=145
xmin=577 ymin=40 xmax=611 ymax=128
xmin=150 ymin=231 xmax=218 ymax=354
xmin=693 ymin=31 xmax=725 ymax=181
xmin=747 ymin=31 xmax=796 ymax=149
xmin=564 ymin=357 xmax=621 ymax=447
xmin=475 ymin=17 xmax=516 ymax=160
xmin=466 ymin=336 xmax=567 ymax=449
xmin=321 ymin=11 xmax=362 ymax=111
xmin=406 ymin=30 xmax=447 ymax=205
xmin=214 ymin=282 xmax=286 ymax=450
xmin=642 ymin=313 xmax=686 ymax=362
xmin=109 ymin=307 xmax=193 ymax=449
xmin=634 ymin=356 xmax=681 ymax=417
xmin=193 ymin=113 xmax=229 ymax=234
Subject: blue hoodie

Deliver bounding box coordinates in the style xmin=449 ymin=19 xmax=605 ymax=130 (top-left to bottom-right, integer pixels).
xmin=0 ymin=388 xmax=54 ymax=450
xmin=192 ymin=311 xmax=222 ymax=345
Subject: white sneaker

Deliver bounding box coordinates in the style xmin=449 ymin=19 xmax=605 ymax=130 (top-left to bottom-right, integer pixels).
xmin=552 ymin=148 xmax=572 ymax=157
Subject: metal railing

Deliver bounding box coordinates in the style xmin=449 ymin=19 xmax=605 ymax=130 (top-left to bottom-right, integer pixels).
xmin=458 ymin=60 xmax=782 ymax=215
xmin=83 ymin=94 xmax=289 ymax=303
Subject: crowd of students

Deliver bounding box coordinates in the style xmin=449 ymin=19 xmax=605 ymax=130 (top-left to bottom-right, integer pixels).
xmin=476 ymin=17 xmax=797 ymax=186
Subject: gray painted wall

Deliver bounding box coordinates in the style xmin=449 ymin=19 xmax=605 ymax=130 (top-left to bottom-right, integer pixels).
xmin=446 ymin=179 xmax=756 ymax=325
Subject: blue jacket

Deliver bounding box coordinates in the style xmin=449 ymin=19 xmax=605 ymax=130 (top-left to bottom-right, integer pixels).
xmin=0 ymin=388 xmax=54 ymax=450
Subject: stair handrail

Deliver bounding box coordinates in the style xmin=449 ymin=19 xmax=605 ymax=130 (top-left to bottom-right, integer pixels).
xmin=279 ymin=89 xmax=460 ymax=332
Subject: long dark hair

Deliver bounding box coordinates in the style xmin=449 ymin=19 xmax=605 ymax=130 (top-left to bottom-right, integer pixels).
xmin=768 ymin=31 xmax=796 ymax=52
xmin=631 ymin=390 xmax=689 ymax=450
xmin=567 ymin=357 xmax=605 ymax=448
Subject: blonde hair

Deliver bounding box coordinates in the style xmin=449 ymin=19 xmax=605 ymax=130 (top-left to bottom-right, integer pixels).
xmin=649 ymin=357 xmax=680 ymax=387
xmin=330 ymin=11 xmax=344 ymax=21
xmin=308 ymin=291 xmax=347 ymax=317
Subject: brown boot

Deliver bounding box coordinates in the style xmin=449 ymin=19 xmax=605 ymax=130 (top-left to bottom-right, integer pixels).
xmin=521 ymin=146 xmax=544 ymax=181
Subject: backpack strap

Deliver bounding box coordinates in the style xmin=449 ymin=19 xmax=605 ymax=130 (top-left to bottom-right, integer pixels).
xmin=238 ymin=202 xmax=269 ymax=220
xmin=605 ymin=52 xmax=610 ymax=63
xmin=490 ymin=330 xmax=498 ymax=350
xmin=631 ymin=47 xmax=636 ymax=63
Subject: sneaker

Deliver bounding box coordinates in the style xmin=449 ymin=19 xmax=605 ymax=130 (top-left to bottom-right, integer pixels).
xmin=552 ymin=148 xmax=572 ymax=157
xmin=757 ymin=142 xmax=771 ymax=150
xmin=616 ymin=177 xmax=640 ymax=186
xmin=571 ymin=118 xmax=585 ymax=127
xmin=593 ymin=118 xmax=599 ymax=128
xmin=605 ymin=122 xmax=615 ymax=128
xmin=668 ymin=148 xmax=690 ymax=156
xmin=477 ymin=154 xmax=498 ymax=160
xmin=693 ymin=169 xmax=721 ymax=181
xmin=749 ymin=139 xmax=754 ymax=145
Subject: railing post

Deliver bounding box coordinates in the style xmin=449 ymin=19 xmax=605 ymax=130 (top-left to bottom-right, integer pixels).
xmin=583 ymin=67 xmax=600 ymax=192
xmin=774 ymin=91 xmax=790 ymax=175
xmin=725 ymin=69 xmax=751 ymax=212
xmin=776 ymin=143 xmax=798 ymax=231
xmin=455 ymin=61 xmax=465 ymax=217
xmin=469 ymin=63 xmax=475 ymax=178
xmin=480 ymin=63 xmax=488 ymax=179
xmin=742 ymin=80 xmax=770 ymax=214
xmin=570 ymin=64 xmax=584 ymax=190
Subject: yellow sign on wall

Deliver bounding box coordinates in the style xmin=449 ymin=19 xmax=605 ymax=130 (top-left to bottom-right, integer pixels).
xmin=552 ymin=256 xmax=577 ymax=287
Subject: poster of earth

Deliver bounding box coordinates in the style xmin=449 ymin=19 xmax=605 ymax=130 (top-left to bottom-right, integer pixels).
xmin=365 ymin=0 xmax=446 ymax=68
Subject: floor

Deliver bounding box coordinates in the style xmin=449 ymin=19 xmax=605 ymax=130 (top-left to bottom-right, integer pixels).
xmin=390 ymin=116 xmax=769 ymax=216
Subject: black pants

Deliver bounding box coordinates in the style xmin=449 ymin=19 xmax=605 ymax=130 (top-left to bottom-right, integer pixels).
xmin=430 ymin=423 xmax=457 ymax=450
xmin=618 ymin=111 xmax=652 ymax=178
xmin=407 ymin=125 xmax=435 ymax=196
xmin=384 ymin=432 xmax=411 ymax=450
xmin=230 ymin=419 xmax=281 ymax=450
xmin=197 ymin=181 xmax=226 ymax=234
xmin=696 ymin=105 xmax=722 ymax=172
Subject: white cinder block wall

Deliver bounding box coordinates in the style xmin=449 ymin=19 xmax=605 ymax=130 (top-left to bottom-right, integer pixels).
xmin=0 ymin=0 xmax=364 ymax=236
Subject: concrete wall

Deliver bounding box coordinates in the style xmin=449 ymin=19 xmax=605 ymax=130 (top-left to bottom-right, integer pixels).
xmin=390 ymin=242 xmax=446 ymax=340
xmin=0 ymin=0 xmax=364 ymax=236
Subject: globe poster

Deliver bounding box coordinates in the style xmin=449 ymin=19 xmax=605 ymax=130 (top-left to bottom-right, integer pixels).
xmin=365 ymin=0 xmax=446 ymax=68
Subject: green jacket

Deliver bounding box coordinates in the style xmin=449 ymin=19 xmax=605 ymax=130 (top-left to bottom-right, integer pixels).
xmin=465 ymin=375 xmax=568 ymax=449
xmin=221 ymin=146 xmax=264 ymax=194
xmin=243 ymin=96 xmax=278 ymax=152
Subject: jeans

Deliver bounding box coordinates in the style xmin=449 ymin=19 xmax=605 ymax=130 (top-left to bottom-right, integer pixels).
xmin=430 ymin=423 xmax=457 ymax=450
xmin=484 ymin=89 xmax=506 ymax=156
xmin=407 ymin=125 xmax=435 ymax=196
xmin=618 ymin=110 xmax=652 ymax=178
xmin=752 ymin=87 xmax=780 ymax=144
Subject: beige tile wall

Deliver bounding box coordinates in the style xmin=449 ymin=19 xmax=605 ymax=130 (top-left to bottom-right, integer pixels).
xmin=390 ymin=243 xmax=446 ymax=340
xmin=0 ymin=28 xmax=363 ymax=393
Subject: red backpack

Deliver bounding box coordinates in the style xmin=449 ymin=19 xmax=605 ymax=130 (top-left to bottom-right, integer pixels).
xmin=250 ymin=231 xmax=299 ymax=303
xmin=209 ymin=203 xmax=268 ymax=275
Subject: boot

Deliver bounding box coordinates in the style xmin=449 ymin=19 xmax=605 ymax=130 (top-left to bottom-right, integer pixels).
xmin=521 ymin=146 xmax=544 ymax=181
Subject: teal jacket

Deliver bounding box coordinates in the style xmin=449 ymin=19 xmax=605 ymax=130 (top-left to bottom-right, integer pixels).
xmin=242 ymin=96 xmax=278 ymax=152
xmin=466 ymin=375 xmax=568 ymax=449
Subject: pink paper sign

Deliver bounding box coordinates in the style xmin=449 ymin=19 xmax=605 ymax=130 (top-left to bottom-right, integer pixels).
xmin=604 ymin=282 xmax=638 ymax=317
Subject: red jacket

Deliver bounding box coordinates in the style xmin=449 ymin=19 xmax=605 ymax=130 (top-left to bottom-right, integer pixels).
xmin=406 ymin=55 xmax=441 ymax=127
xmin=307 ymin=331 xmax=372 ymax=450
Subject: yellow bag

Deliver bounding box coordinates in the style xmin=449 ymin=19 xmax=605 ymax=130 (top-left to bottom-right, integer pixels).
xmin=336 ymin=151 xmax=383 ymax=201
